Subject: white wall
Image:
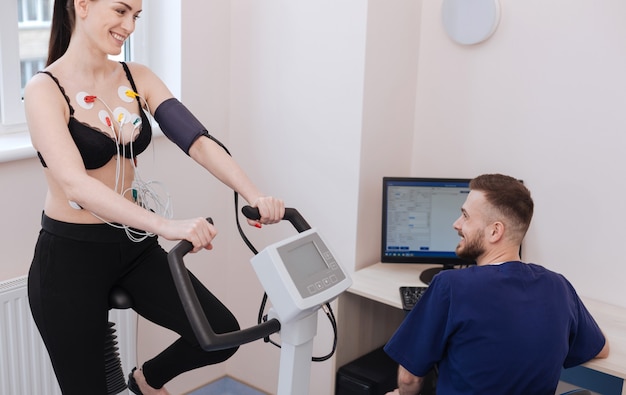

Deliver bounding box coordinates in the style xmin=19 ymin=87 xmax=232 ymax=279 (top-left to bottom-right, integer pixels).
xmin=0 ymin=157 xmax=46 ymax=280
xmin=355 ymin=0 xmax=422 ymax=271
xmin=151 ymin=1 xmax=370 ymax=393
xmin=411 ymin=0 xmax=626 ymax=307
xmin=225 ymin=1 xmax=368 ymax=393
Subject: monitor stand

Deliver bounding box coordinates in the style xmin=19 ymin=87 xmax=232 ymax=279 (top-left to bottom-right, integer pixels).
xmin=419 ymin=263 xmax=456 ymax=285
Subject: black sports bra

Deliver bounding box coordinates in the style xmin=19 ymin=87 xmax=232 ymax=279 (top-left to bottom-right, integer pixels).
xmin=37 ymin=62 xmax=152 ymax=170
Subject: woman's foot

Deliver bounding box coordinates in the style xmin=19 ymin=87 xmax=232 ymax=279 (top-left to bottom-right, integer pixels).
xmin=129 ymin=367 xmax=171 ymax=395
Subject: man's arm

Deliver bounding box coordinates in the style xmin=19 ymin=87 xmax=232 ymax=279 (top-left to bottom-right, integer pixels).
xmin=385 ymin=365 xmax=424 ymax=395
xmin=595 ymin=334 xmax=610 ymax=359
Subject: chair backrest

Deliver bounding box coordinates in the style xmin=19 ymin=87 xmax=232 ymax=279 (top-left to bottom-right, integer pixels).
xmin=560 ymin=389 xmax=592 ymax=395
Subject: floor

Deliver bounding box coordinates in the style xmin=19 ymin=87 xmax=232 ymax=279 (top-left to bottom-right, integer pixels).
xmin=180 ymin=376 xmax=602 ymax=395
xmin=186 ymin=377 xmax=267 ymax=395
xmin=556 ymin=381 xmax=601 ymax=395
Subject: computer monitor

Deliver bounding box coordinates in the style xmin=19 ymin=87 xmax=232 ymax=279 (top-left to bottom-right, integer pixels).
xmin=381 ymin=177 xmax=473 ymax=284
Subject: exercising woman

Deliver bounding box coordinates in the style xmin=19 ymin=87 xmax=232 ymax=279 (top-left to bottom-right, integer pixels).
xmin=25 ymin=1 xmax=284 ymax=394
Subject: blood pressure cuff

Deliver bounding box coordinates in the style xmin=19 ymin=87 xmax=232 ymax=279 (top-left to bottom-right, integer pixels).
xmin=154 ymin=98 xmax=209 ymax=155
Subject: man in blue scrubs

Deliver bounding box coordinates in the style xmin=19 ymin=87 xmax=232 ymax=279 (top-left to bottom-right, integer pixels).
xmin=384 ymin=174 xmax=609 ymax=395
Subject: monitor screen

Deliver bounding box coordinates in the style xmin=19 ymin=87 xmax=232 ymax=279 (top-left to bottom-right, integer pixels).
xmin=276 ymin=231 xmax=347 ymax=300
xmin=381 ymin=177 xmax=473 ymax=284
xmin=252 ymin=229 xmax=351 ymax=322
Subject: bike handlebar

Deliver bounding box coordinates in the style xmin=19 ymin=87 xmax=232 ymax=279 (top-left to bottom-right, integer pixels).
xmin=241 ymin=206 xmax=311 ymax=233
xmin=167 ymin=206 xmax=310 ymax=352
xmin=168 ymin=237 xmax=281 ymax=351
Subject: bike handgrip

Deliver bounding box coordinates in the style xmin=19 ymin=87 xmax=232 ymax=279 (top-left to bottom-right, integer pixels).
xmin=242 ymin=206 xmax=311 ymax=233
xmin=168 ymin=217 xmax=213 ymax=256
xmin=167 ymin=218 xmax=281 ymax=352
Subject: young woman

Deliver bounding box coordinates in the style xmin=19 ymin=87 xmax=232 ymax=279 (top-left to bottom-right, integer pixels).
xmin=25 ymin=1 xmax=284 ymax=394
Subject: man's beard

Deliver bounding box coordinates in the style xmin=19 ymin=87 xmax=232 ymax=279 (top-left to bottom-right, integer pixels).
xmin=455 ymin=233 xmax=485 ymax=262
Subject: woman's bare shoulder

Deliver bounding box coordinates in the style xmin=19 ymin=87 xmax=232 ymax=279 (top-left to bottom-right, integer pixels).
xmin=123 ymin=61 xmax=159 ymax=80
xmin=122 ymin=62 xmax=174 ymax=107
xmin=24 ymin=69 xmax=66 ymax=107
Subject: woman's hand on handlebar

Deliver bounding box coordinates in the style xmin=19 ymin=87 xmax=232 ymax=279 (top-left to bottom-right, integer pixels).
xmin=161 ymin=217 xmax=217 ymax=252
xmin=249 ymin=196 xmax=285 ymax=227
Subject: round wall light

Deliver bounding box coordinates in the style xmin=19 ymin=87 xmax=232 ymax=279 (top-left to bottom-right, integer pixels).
xmin=442 ymin=0 xmax=501 ymax=45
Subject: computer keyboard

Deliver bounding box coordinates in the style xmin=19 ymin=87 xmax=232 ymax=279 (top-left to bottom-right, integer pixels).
xmin=399 ymin=286 xmax=428 ymax=311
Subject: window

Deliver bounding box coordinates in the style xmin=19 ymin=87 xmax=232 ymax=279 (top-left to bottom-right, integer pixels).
xmin=1 ymin=1 xmax=25 ymax=129
xmin=1 ymin=0 xmax=52 ymax=130
xmin=17 ymin=0 xmax=52 ymax=99
xmin=18 ymin=0 xmax=53 ymax=26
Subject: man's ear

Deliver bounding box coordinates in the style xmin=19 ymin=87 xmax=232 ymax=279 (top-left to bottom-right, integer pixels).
xmin=488 ymin=221 xmax=505 ymax=243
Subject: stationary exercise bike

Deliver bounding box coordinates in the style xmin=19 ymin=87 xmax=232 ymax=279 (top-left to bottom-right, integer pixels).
xmin=168 ymin=206 xmax=352 ymax=394
xmin=104 ymin=205 xmax=351 ymax=395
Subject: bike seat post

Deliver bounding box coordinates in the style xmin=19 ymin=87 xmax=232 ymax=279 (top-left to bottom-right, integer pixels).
xmin=105 ymin=286 xmax=134 ymax=394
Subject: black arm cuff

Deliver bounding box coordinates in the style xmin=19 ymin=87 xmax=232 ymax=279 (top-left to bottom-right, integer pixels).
xmin=154 ymin=98 xmax=208 ymax=155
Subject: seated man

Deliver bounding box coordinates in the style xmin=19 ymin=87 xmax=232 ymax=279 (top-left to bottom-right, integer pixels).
xmin=384 ymin=174 xmax=609 ymax=395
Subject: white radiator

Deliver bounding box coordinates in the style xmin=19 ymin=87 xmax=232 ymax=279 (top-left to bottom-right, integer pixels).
xmin=0 ymin=276 xmax=137 ymax=395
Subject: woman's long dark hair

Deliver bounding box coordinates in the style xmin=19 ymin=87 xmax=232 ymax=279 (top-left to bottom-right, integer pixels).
xmin=46 ymin=0 xmax=76 ymax=66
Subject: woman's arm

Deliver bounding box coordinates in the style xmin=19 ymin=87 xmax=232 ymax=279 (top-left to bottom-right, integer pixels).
xmin=188 ymin=136 xmax=284 ymax=224
xmin=129 ymin=63 xmax=285 ymax=224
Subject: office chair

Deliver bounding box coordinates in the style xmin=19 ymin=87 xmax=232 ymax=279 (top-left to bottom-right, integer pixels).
xmin=560 ymin=390 xmax=592 ymax=395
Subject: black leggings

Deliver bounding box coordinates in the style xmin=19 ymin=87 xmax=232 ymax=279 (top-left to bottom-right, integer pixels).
xmin=28 ymin=214 xmax=239 ymax=394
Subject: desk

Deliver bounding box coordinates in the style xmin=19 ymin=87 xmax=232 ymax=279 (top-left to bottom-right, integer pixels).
xmin=346 ymin=263 xmax=626 ymax=395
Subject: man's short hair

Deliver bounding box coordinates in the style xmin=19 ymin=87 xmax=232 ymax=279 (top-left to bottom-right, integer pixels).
xmin=470 ymin=174 xmax=534 ymax=238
